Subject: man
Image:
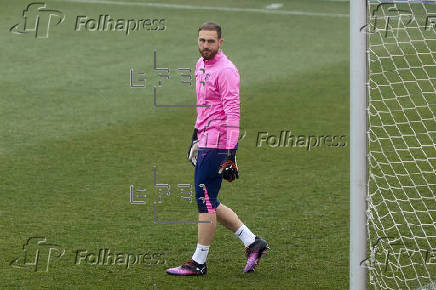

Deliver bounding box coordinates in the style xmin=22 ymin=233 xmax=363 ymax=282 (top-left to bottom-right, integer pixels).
xmin=166 ymin=22 xmax=269 ymax=276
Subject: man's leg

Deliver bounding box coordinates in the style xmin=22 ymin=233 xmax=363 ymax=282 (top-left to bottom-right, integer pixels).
xmin=216 ymin=204 xmax=242 ymax=232
xmin=216 ymin=203 xmax=269 ymax=273
xmin=166 ymin=149 xmax=221 ymax=276
xmin=216 ymin=204 xmax=255 ymax=247
xmin=190 ymin=149 xmax=224 ymax=267
xmin=190 ymin=212 xmax=216 ymax=267
xmin=198 ymin=212 xmax=217 ymax=245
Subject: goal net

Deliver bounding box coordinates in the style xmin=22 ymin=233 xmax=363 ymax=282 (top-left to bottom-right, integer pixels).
xmin=366 ymin=0 xmax=436 ymax=289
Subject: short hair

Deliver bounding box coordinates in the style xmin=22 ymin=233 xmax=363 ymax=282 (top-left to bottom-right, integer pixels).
xmin=198 ymin=22 xmax=221 ymax=39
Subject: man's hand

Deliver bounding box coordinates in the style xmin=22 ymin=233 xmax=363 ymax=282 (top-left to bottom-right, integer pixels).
xmin=218 ymin=149 xmax=239 ymax=182
xmin=187 ymin=128 xmax=199 ymax=167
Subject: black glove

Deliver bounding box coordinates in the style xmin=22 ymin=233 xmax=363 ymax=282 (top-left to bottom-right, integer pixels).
xmin=187 ymin=128 xmax=199 ymax=167
xmin=218 ymin=149 xmax=239 ymax=182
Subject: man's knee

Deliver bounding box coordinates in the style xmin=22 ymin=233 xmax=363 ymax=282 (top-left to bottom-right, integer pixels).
xmin=196 ymin=197 xmax=220 ymax=213
xmin=217 ymin=204 xmax=238 ymax=218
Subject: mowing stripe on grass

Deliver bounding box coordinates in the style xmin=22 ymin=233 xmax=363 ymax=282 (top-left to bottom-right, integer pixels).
xmin=55 ymin=0 xmax=350 ymax=18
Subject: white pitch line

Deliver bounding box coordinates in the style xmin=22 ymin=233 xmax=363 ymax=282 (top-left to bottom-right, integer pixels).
xmin=266 ymin=3 xmax=284 ymax=9
xmin=54 ymin=0 xmax=349 ymax=18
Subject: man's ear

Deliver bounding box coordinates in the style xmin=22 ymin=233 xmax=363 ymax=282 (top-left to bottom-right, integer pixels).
xmin=219 ymin=38 xmax=224 ymax=47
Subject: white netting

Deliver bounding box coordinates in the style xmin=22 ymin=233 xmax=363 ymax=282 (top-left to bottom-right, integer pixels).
xmin=366 ymin=1 xmax=436 ymax=289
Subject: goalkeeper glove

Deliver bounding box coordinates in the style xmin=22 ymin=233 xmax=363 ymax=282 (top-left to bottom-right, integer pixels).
xmin=218 ymin=149 xmax=239 ymax=182
xmin=187 ymin=128 xmax=199 ymax=167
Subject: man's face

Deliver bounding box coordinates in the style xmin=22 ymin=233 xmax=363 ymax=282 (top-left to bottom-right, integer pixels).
xmin=198 ymin=30 xmax=223 ymax=60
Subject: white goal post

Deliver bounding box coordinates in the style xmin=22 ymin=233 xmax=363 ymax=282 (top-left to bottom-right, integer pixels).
xmin=350 ymin=0 xmax=368 ymax=288
xmin=351 ymin=1 xmax=436 ymax=289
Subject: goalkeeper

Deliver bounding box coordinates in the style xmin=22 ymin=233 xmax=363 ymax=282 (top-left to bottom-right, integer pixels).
xmin=166 ymin=22 xmax=269 ymax=276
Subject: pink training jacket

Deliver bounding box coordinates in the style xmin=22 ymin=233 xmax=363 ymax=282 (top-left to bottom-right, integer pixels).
xmin=194 ymin=50 xmax=240 ymax=149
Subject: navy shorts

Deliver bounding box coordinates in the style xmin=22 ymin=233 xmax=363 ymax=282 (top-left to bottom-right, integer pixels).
xmin=194 ymin=148 xmax=228 ymax=213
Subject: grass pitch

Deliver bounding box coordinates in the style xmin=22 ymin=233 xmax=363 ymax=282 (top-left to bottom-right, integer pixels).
xmin=1 ymin=0 xmax=349 ymax=289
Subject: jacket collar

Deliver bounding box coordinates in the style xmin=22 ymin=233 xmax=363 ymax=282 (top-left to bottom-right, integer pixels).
xmin=204 ymin=50 xmax=223 ymax=66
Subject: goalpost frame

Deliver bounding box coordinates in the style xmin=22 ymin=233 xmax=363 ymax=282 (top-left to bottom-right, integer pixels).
xmin=350 ymin=0 xmax=367 ymax=289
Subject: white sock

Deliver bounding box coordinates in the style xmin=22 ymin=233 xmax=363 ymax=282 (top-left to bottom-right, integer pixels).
xmin=192 ymin=243 xmax=210 ymax=264
xmin=234 ymin=224 xmax=256 ymax=247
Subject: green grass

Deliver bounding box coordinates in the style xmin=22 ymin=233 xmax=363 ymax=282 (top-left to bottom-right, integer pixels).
xmin=0 ymin=0 xmax=349 ymax=289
